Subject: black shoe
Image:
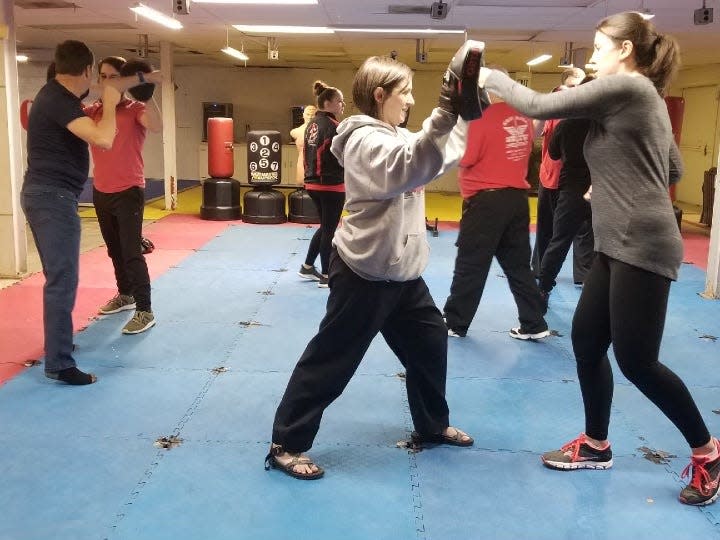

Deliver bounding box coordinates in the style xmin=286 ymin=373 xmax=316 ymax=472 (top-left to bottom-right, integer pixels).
xmin=298 ymin=264 xmax=322 ymax=281
xmin=443 ymin=317 xmax=467 ymax=338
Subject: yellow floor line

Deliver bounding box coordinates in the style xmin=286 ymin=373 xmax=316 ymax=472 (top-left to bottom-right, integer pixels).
xmin=79 ymin=186 xmax=539 ymax=224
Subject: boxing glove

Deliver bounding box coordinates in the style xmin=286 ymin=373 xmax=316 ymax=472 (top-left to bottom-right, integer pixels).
xmin=120 ymin=59 xmax=155 ymax=102
xmin=438 ymin=40 xmax=491 ymax=121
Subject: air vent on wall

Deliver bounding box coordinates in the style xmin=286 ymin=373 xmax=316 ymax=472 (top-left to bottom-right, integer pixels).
xmin=388 ymin=4 xmax=431 ymax=14
xmin=15 ymin=1 xmax=78 ymax=8
xmin=123 ymin=48 xmax=159 ymax=55
xmin=388 ymin=2 xmax=448 ymax=19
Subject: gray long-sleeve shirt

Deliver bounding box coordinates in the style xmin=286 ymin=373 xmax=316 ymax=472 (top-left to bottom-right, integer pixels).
xmin=486 ymin=71 xmax=683 ymax=280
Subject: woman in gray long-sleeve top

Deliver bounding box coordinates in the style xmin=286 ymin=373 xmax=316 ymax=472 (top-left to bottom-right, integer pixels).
xmin=479 ymin=11 xmax=719 ymax=506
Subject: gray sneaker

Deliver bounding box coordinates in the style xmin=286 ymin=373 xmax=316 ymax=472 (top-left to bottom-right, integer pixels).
xmin=122 ymin=310 xmax=156 ymax=334
xmin=298 ymin=265 xmax=323 ymax=281
xmin=99 ymin=294 xmax=136 ymax=315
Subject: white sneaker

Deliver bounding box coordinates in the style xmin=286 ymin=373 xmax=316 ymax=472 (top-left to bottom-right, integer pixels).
xmin=509 ymin=327 xmax=550 ymax=340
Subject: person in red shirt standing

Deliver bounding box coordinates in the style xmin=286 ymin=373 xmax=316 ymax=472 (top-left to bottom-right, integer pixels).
xmin=85 ymin=56 xmax=162 ymax=334
xmin=443 ymin=68 xmax=549 ymax=340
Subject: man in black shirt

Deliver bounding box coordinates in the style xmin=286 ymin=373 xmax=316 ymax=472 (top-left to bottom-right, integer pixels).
xmin=21 ymin=40 xmax=128 ymax=385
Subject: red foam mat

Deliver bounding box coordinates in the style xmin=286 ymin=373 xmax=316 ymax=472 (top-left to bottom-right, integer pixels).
xmin=0 ymin=215 xmax=232 ymax=386
xmin=682 ymin=231 xmax=710 ymax=270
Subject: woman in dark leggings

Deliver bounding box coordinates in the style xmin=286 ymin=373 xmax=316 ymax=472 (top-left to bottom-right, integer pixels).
xmin=478 ymin=11 xmax=719 ymax=506
xmin=298 ymin=80 xmax=346 ymax=288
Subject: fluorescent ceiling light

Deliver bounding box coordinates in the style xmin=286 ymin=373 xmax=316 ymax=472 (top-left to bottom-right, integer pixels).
xmin=196 ymin=0 xmax=316 ymax=3
xmin=232 ymin=24 xmax=465 ymax=35
xmin=333 ymin=27 xmax=465 ymax=34
xmin=233 ymin=25 xmax=333 ymax=34
xmin=221 ymin=46 xmax=249 ymax=61
xmin=16 ymin=54 xmax=29 ymax=62
xmin=130 ymin=3 xmax=183 ymax=30
xmin=526 ymin=54 xmax=552 ymax=66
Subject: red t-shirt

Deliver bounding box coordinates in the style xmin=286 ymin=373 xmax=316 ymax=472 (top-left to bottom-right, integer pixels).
xmin=84 ymin=99 xmax=147 ymax=193
xmin=539 ymin=118 xmax=562 ymax=190
xmin=458 ymin=102 xmax=534 ymax=199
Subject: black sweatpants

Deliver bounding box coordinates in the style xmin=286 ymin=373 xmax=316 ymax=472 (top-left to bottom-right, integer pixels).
xmin=533 ymin=184 xmax=591 ymax=284
xmin=305 ymin=190 xmax=345 ymax=275
xmin=443 ymin=188 xmax=547 ymax=335
xmin=538 ymin=187 xmax=594 ymax=292
xmin=572 ymin=220 xmax=594 ymax=284
xmin=272 ymin=250 xmax=450 ymax=453
xmin=572 ymin=253 xmax=710 ymax=447
xmin=93 ymin=186 xmax=151 ymax=312
xmin=531 ymin=184 xmax=558 ymax=277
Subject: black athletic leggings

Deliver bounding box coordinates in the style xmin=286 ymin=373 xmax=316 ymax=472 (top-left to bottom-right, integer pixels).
xmin=305 ymin=190 xmax=345 ymax=274
xmin=572 ymin=252 xmax=710 ymax=448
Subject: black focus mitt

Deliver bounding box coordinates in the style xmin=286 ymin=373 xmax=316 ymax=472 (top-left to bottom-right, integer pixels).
xmin=439 ymin=40 xmax=491 ymax=121
xmin=121 ymin=59 xmax=155 ymax=102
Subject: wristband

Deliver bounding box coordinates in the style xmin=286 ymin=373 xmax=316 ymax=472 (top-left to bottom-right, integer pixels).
xmin=137 ymin=71 xmax=146 ymax=84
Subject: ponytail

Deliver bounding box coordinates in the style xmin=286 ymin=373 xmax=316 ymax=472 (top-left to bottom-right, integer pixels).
xmin=646 ymin=33 xmax=680 ymax=96
xmin=312 ymin=80 xmax=341 ymax=110
xmin=597 ymin=11 xmax=681 ymax=95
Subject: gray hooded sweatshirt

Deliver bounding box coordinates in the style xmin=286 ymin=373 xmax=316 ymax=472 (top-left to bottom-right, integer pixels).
xmin=330 ymin=108 xmax=467 ymax=282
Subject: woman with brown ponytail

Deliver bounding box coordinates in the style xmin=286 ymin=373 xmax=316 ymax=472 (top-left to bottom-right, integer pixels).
xmin=297 ymin=81 xmax=346 ymax=287
xmin=478 ymin=11 xmax=719 ymax=505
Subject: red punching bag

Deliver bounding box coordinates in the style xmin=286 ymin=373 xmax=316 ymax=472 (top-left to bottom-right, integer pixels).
xmin=665 ymin=96 xmax=685 ymax=201
xmin=20 ymin=99 xmax=32 ymax=131
xmin=207 ymin=117 xmax=234 ymax=178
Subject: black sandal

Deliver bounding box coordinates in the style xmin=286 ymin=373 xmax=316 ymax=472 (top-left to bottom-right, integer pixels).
xmin=264 ymin=445 xmax=324 ymax=480
xmin=411 ymin=427 xmax=474 ymax=447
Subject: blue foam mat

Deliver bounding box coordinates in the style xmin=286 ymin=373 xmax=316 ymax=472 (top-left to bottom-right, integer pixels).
xmin=2 ymin=225 xmax=720 ymax=540
xmin=109 ymin=444 xmax=418 ymax=540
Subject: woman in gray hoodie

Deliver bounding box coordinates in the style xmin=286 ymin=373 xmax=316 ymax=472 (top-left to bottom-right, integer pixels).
xmin=266 ymin=45 xmax=487 ymax=479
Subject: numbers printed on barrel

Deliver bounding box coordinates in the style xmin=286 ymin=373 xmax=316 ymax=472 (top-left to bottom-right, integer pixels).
xmin=247 ymin=131 xmax=282 ymax=184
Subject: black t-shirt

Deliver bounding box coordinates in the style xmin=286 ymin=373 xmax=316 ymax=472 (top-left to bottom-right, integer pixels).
xmin=23 ymin=79 xmax=89 ymax=196
xmin=548 ymin=118 xmax=591 ymax=192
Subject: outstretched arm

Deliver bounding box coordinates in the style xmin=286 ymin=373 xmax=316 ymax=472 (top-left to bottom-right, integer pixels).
xmin=479 ymin=67 xmax=630 ymax=122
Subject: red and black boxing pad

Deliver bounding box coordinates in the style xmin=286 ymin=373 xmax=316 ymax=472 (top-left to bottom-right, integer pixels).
xmin=440 ymin=40 xmax=491 ymax=121
xmin=120 ymin=59 xmax=155 ymax=102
